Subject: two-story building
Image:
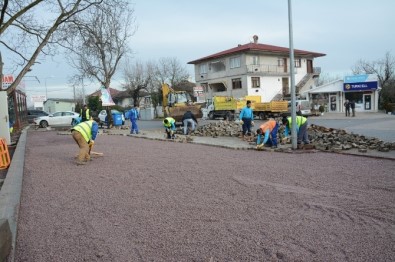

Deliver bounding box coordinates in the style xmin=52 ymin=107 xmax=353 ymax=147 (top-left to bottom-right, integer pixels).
xmin=188 ymin=35 xmax=325 ymax=102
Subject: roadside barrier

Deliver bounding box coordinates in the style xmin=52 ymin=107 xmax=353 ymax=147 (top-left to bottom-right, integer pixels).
xmin=0 ymin=138 xmax=10 ymax=169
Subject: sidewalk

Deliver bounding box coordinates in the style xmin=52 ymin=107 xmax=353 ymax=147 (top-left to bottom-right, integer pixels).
xmin=310 ymin=111 xmax=394 ymax=120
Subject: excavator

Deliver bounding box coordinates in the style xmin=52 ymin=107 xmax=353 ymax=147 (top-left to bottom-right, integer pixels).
xmin=162 ymin=83 xmax=202 ymax=122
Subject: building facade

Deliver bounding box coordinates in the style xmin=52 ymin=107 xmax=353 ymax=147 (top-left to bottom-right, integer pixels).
xmin=188 ymin=35 xmax=325 ymax=102
xmin=44 ymin=99 xmax=76 ymax=113
xmin=306 ymin=74 xmax=379 ymax=113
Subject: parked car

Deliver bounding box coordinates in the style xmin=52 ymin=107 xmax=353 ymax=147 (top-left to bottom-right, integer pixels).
xmin=27 ymin=109 xmax=49 ymax=124
xmin=287 ymin=100 xmax=312 ymax=117
xmin=99 ymin=109 xmax=125 ymax=126
xmin=33 ymin=111 xmax=80 ymax=128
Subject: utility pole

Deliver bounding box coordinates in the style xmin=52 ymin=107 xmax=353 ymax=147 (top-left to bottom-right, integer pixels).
xmin=288 ymin=0 xmax=297 ymax=150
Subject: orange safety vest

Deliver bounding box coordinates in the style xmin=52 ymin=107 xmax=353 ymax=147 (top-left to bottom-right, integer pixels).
xmin=259 ymin=120 xmax=277 ymax=133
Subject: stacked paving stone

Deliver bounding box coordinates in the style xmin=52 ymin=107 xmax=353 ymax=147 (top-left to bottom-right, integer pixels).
xmin=189 ymin=120 xmax=242 ymax=137
xmin=187 ymin=120 xmax=395 ymax=153
xmin=308 ymin=124 xmax=395 ymax=152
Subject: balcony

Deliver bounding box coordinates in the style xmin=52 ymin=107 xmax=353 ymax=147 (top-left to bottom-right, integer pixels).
xmin=246 ymin=64 xmax=297 ymax=75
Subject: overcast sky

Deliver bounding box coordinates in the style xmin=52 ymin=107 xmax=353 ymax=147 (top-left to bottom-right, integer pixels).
xmin=15 ymin=0 xmax=395 ymax=104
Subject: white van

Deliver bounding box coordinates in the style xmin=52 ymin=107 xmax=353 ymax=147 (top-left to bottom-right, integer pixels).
xmin=287 ymin=100 xmax=312 ymax=117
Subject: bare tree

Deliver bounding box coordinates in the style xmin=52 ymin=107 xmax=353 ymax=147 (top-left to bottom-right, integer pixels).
xmin=1 ymin=0 xmax=104 ymax=95
xmin=154 ymin=57 xmax=190 ymax=87
xmin=61 ymin=0 xmax=136 ymax=90
xmin=122 ymin=59 xmax=154 ymax=107
xmin=352 ymin=51 xmax=395 ymax=108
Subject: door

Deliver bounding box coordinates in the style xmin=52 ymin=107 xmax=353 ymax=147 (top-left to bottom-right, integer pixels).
xmin=364 ymin=94 xmax=372 ymax=110
xmin=307 ymin=60 xmax=313 ymax=73
xmin=282 ymin=77 xmax=289 ymax=95
xmin=329 ymin=95 xmax=337 ymax=112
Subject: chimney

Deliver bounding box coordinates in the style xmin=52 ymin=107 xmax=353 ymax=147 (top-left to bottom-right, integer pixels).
xmin=253 ymin=35 xmax=258 ymax=44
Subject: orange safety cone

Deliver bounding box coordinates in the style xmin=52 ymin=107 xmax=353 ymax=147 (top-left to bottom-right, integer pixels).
xmin=0 ymin=138 xmax=11 ymax=169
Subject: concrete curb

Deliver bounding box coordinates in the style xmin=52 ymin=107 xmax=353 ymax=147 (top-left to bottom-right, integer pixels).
xmin=0 ymin=127 xmax=27 ymax=262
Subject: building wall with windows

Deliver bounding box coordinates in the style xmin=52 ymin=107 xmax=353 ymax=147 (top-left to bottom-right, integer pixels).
xmin=189 ymin=37 xmax=324 ymax=102
xmin=44 ymin=99 xmax=76 ymax=113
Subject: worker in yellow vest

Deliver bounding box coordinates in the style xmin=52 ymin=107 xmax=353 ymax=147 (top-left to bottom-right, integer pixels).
xmin=71 ymin=117 xmax=100 ymax=165
xmin=163 ymin=117 xmax=176 ymax=139
xmin=282 ymin=116 xmax=310 ymax=145
xmin=80 ymin=104 xmax=91 ymax=122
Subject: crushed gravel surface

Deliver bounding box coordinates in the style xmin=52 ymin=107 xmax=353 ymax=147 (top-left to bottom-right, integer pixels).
xmin=15 ymin=130 xmax=395 ymax=261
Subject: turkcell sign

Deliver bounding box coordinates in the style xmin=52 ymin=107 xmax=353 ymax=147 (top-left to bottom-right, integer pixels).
xmin=343 ymin=74 xmax=378 ymax=91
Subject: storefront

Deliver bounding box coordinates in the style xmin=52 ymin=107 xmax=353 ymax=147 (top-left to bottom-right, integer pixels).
xmin=306 ymin=75 xmax=379 ymax=114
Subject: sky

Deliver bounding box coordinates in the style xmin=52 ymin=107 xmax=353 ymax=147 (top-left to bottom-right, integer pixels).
xmin=5 ymin=0 xmax=395 ymax=106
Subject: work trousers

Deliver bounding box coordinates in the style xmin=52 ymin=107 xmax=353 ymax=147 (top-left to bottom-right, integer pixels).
xmin=345 ymin=108 xmax=350 ymax=116
xmin=268 ymin=124 xmax=279 ymax=146
xmin=130 ymin=119 xmax=139 ymax=134
xmin=242 ymin=117 xmax=252 ymax=136
xmin=183 ymin=119 xmax=196 ymax=135
xmin=72 ymin=130 xmax=90 ymax=162
xmin=351 ymin=108 xmax=355 ymax=117
xmin=297 ymin=122 xmax=310 ymax=144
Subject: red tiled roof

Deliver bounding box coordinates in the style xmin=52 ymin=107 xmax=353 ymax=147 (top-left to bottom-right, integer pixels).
xmin=88 ymin=87 xmax=121 ymax=97
xmin=188 ymin=42 xmax=326 ymax=64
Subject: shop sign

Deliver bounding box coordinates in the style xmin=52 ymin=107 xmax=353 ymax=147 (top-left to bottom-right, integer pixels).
xmin=343 ymin=74 xmax=378 ymax=91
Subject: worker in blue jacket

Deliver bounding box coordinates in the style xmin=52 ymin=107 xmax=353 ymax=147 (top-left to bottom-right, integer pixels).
xmin=239 ymin=100 xmax=254 ymax=137
xmin=129 ymin=105 xmax=140 ymax=134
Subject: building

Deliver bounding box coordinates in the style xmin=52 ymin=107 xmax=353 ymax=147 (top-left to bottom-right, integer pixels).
xmin=306 ymin=74 xmax=379 ymax=113
xmin=188 ymin=35 xmax=325 ymax=102
xmin=44 ymin=98 xmax=76 ymax=113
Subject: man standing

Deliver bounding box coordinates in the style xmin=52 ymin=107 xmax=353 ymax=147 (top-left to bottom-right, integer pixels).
xmin=239 ymin=100 xmax=254 ymax=137
xmin=350 ymin=100 xmax=356 ymax=117
xmin=71 ymin=117 xmax=99 ymax=165
xmin=282 ymin=116 xmax=310 ymax=145
xmin=182 ymin=110 xmax=198 ymax=135
xmin=256 ymin=119 xmax=279 ymax=149
xmin=344 ymin=99 xmax=350 ymax=117
xmin=80 ymin=104 xmax=91 ymax=122
xmin=129 ymin=105 xmax=140 ymax=134
xmin=163 ymin=117 xmax=176 ymax=139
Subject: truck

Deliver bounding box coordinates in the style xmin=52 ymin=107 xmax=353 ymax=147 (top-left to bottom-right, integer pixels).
xmin=206 ymin=95 xmax=288 ymax=120
xmin=162 ymin=83 xmax=203 ymax=122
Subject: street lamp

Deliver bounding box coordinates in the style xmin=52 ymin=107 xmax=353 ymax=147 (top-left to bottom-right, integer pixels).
xmin=288 ymin=0 xmax=297 ymax=150
xmin=45 ymin=76 xmax=55 ymax=100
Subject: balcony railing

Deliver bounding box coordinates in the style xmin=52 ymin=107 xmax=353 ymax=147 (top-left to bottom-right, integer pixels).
xmin=246 ymin=64 xmax=298 ymax=74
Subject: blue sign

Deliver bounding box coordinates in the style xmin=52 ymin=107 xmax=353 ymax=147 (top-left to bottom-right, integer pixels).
xmin=343 ymin=74 xmax=378 ymax=91
xmin=343 ymin=82 xmax=378 ymax=91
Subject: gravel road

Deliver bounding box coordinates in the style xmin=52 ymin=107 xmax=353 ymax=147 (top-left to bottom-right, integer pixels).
xmin=15 ymin=130 xmax=395 ymax=261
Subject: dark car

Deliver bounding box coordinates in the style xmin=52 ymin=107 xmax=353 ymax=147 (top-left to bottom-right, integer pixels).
xmin=27 ymin=110 xmax=49 ymax=124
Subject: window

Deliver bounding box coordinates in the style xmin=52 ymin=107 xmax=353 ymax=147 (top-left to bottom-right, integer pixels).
xmin=230 ymin=56 xmax=241 ymax=69
xmin=252 ymin=77 xmax=260 ymax=88
xmin=252 ymin=56 xmax=259 ymax=65
xmin=295 ymin=59 xmax=301 ymax=68
xmin=277 ymin=58 xmax=284 ymax=66
xmin=232 ymin=78 xmax=242 ymax=89
xmin=199 ymin=63 xmax=207 ymax=74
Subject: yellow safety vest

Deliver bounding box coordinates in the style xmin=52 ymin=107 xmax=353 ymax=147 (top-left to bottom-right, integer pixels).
xmin=72 ymin=120 xmax=93 ymax=142
xmin=287 ymin=116 xmax=307 ymax=128
xmin=163 ymin=117 xmax=175 ymax=128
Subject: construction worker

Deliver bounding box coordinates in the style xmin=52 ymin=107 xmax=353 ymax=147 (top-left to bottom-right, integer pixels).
xmin=163 ymin=117 xmax=176 ymax=139
xmin=71 ymin=116 xmax=100 ymax=165
xmin=80 ymin=104 xmax=91 ymax=122
xmin=182 ymin=110 xmax=198 ymax=135
xmin=129 ymin=105 xmax=140 ymax=134
xmin=282 ymin=116 xmax=310 ymax=145
xmin=239 ymin=100 xmax=254 ymax=137
xmin=256 ymin=119 xmax=279 ymax=149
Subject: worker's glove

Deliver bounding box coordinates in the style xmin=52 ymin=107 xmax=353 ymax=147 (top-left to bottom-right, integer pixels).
xmin=89 ymin=140 xmax=94 ymax=147
xmin=256 ymin=144 xmax=264 ymax=149
xmin=240 ymin=120 xmax=244 ymax=125
xmin=251 ymin=121 xmax=255 ymax=127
